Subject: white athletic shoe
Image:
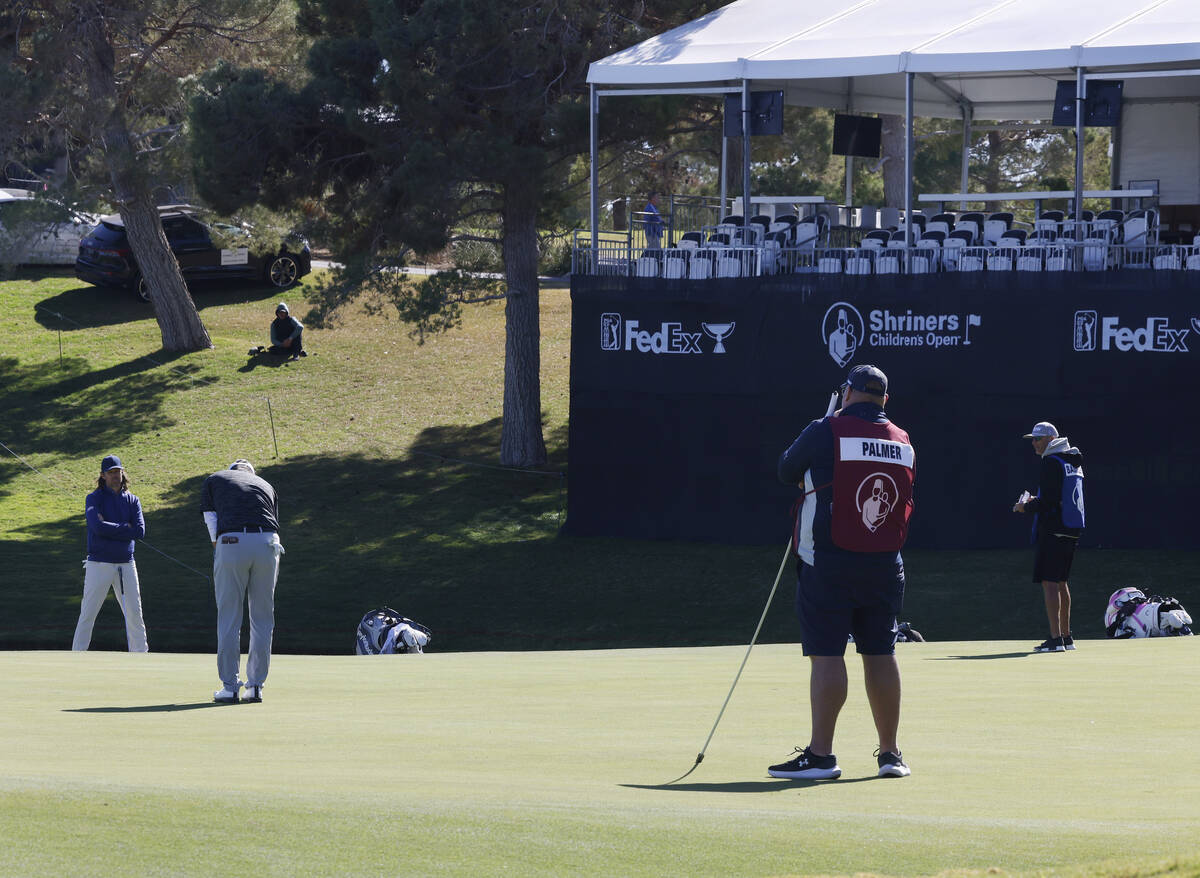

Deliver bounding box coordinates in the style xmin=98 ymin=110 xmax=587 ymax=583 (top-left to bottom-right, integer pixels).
xmin=213 ymin=686 xmax=240 ymax=704
xmin=242 ymin=685 xmax=263 ymax=703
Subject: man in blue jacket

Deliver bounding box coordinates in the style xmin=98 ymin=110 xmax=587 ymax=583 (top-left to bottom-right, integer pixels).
xmin=769 ymin=365 xmax=915 ymax=780
xmin=73 ymin=455 xmax=149 ymax=652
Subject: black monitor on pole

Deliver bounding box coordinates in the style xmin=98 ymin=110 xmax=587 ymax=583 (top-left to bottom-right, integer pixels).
xmin=723 ymin=91 xmax=785 ymax=137
xmin=831 ymin=114 xmax=882 ymax=157
xmin=1052 ymin=80 xmax=1124 ymax=127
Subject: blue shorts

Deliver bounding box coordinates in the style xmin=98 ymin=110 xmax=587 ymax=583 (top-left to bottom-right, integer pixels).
xmin=796 ymin=554 xmax=905 ymax=656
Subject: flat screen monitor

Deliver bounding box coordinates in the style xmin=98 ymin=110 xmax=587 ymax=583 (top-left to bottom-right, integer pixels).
xmin=723 ymin=91 xmax=785 ymax=137
xmin=1052 ymin=80 xmax=1124 ymax=127
xmin=832 ymin=114 xmax=882 ymax=157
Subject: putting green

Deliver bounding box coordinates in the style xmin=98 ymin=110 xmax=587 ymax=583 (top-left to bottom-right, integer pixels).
xmin=2 ymin=641 xmax=1197 ymax=877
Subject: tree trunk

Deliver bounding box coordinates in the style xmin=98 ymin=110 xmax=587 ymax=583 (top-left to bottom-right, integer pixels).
xmin=880 ymin=113 xmax=906 ymax=208
xmin=81 ymin=8 xmax=211 ymax=352
xmin=499 ymin=186 xmax=547 ymax=467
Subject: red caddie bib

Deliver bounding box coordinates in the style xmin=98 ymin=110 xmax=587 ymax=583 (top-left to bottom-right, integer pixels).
xmin=828 ymin=416 xmax=915 ymax=552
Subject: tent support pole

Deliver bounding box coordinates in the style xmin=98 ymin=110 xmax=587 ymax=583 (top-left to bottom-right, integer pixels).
xmin=742 ymin=80 xmax=752 ymax=222
xmin=720 ymin=131 xmax=727 ymax=218
xmin=844 ymin=80 xmax=855 ymax=212
xmin=1074 ymin=67 xmax=1086 ymax=271
xmin=960 ymin=105 xmax=972 ymax=210
xmin=589 ymin=83 xmax=598 ymax=260
xmin=904 ymin=72 xmax=914 ymax=270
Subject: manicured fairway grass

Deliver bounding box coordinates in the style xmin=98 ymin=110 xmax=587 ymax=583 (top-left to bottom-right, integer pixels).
xmin=2 ymin=640 xmax=1198 ymax=877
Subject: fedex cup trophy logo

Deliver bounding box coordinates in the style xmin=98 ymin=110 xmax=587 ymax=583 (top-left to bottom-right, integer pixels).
xmin=821 ymin=302 xmax=864 ymax=367
xmin=701 ymin=322 xmax=736 ymax=353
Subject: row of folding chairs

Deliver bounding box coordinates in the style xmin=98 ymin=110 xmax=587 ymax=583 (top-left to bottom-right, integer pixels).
xmin=633 ymin=247 xmax=762 ymax=279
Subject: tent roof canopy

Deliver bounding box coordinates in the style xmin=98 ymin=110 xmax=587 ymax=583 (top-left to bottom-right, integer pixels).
xmin=588 ymin=0 xmax=1200 ymax=119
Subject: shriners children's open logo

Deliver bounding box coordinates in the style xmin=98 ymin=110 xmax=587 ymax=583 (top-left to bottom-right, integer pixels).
xmin=856 ymin=473 xmax=898 ymax=533
xmin=822 ymin=302 xmax=863 ymax=367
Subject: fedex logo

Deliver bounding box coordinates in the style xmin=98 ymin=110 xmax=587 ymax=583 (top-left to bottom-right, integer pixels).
xmin=623 ymin=319 xmax=703 ymax=354
xmin=601 ymin=313 xmax=733 ymax=355
xmin=1099 ymin=316 xmax=1189 ymax=352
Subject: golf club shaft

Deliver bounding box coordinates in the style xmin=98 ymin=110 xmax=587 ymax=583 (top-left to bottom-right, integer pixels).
xmin=693 ymin=533 xmax=794 ymax=762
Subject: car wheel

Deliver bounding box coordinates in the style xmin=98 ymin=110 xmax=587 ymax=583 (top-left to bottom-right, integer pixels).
xmin=134 ymin=275 xmax=151 ymax=302
xmin=267 ymin=254 xmax=299 ymax=288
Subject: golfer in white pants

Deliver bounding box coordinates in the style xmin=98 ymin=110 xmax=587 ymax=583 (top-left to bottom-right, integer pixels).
xmin=74 ymin=455 xmax=148 ymax=652
xmin=201 ymin=459 xmax=283 ymax=703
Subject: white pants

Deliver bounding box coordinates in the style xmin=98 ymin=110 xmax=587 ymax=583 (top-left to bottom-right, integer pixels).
xmin=214 ymin=532 xmax=282 ymax=689
xmin=73 ymin=560 xmax=149 ymax=652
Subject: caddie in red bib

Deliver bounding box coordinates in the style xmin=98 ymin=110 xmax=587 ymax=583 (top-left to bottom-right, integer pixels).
xmin=771 ymin=363 xmax=917 ymax=783
xmin=829 ymin=417 xmax=914 ymax=553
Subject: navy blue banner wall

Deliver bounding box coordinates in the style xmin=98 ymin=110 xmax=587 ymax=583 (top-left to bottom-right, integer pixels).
xmin=567 ymin=271 xmax=1200 ymax=549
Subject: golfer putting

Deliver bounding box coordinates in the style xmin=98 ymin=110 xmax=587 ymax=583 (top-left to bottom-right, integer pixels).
xmin=771 ymin=365 xmax=915 ymax=780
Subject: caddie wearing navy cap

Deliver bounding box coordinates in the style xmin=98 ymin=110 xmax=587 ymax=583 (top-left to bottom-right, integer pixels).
xmin=73 ymin=455 xmax=149 ymax=652
xmin=770 ymin=364 xmax=915 ymax=780
xmin=1013 ymin=420 xmax=1085 ymax=653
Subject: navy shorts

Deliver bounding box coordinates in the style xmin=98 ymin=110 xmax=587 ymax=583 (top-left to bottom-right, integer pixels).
xmin=796 ymin=554 xmax=905 ymax=657
xmin=1032 ymin=535 xmax=1077 ymax=583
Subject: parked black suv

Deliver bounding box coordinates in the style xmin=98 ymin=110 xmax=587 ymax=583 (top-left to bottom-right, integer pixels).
xmin=75 ymin=204 xmax=311 ymax=300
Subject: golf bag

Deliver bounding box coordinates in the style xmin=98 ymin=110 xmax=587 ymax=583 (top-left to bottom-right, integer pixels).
xmin=355 ymin=607 xmax=432 ymax=654
xmin=896 ymin=621 xmax=925 ymax=642
xmin=1104 ymin=587 xmax=1193 ymax=638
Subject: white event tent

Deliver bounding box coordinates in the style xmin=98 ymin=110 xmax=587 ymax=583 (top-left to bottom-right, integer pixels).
xmin=585 ymin=0 xmax=1200 ymax=243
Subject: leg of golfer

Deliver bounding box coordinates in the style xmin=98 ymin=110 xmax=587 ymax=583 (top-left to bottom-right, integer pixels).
xmin=116 ymin=562 xmax=149 ymax=653
xmin=244 ymin=534 xmax=281 ymax=689
xmin=808 ymin=657 xmax=847 ymax=754
xmin=214 ymin=538 xmax=251 ymax=690
xmin=73 ymin=561 xmax=117 ymax=650
xmin=863 ymin=654 xmax=901 ymax=754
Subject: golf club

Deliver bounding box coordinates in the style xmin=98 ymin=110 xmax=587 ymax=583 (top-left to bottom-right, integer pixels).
xmin=664 ymin=390 xmax=840 ymax=785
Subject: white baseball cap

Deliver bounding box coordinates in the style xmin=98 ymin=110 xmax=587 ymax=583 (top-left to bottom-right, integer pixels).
xmin=1022 ymin=422 xmax=1058 ymax=439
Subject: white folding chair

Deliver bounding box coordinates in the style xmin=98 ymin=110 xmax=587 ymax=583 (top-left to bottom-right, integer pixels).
xmin=634 ymin=256 xmax=658 ymax=278
xmin=982 ymin=219 xmax=1008 ymax=246
xmin=662 ymin=252 xmax=688 ymax=279
xmin=715 ymin=254 xmax=741 ymax=278
xmin=958 ymin=247 xmax=986 ymax=272
xmin=844 ymin=251 xmax=873 ymax=275
xmin=688 ymin=254 xmax=712 ymax=279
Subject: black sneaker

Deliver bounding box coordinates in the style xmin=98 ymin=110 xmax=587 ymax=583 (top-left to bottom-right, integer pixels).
xmin=1063 ymin=634 xmax=1076 ymax=650
xmin=1033 ymin=636 xmax=1065 ymax=653
xmin=876 ymin=749 xmax=911 ymax=778
xmin=768 ymin=746 xmax=841 ymax=780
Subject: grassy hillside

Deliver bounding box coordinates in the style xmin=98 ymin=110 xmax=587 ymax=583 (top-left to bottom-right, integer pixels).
xmin=2 ymin=270 xmax=1198 ymax=654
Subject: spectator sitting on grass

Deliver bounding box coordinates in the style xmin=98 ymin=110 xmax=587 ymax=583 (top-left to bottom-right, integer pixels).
xmin=250 ymin=302 xmax=305 ymax=360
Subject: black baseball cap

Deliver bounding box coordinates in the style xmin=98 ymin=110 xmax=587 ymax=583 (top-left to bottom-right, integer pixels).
xmin=100 ymin=455 xmax=123 ymax=473
xmin=844 ymin=364 xmax=888 ymax=395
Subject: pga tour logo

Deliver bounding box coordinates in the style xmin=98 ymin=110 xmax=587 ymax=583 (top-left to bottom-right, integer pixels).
xmin=601 ymin=313 xmax=735 ymax=354
xmin=821 ymin=302 xmax=981 ymax=366
xmin=1074 ymin=310 xmax=1195 ymax=353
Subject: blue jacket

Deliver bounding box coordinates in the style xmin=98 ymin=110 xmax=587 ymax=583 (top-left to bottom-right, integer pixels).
xmin=85 ymin=485 xmax=145 ymax=562
xmin=779 ymin=401 xmax=901 ymax=565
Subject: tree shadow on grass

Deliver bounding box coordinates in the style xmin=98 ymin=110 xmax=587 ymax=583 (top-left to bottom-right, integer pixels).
xmin=0 ymin=352 xmax=207 ymax=495
xmin=6 ymin=417 xmax=789 ymax=653
xmin=34 ymin=280 xmax=284 ymax=331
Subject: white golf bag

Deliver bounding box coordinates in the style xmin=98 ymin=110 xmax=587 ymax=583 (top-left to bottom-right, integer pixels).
xmin=1104 ymin=587 xmax=1193 ymax=638
xmin=356 ymin=607 xmax=432 ymax=654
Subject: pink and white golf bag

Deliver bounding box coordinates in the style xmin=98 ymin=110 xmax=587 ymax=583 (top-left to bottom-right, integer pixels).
xmin=1104 ymin=587 xmax=1193 ymax=638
